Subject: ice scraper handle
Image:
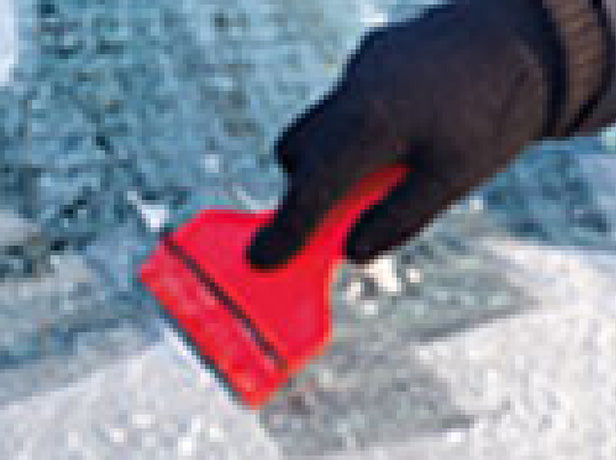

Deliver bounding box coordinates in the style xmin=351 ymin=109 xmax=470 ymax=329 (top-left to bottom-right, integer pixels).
xmin=256 ymin=163 xmax=411 ymax=269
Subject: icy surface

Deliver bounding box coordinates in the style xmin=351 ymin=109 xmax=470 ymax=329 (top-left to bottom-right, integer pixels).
xmin=0 ymin=0 xmax=16 ymax=86
xmin=1 ymin=0 xmax=616 ymax=458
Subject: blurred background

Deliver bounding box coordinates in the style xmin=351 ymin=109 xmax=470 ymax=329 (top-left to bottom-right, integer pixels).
xmin=1 ymin=0 xmax=616 ymax=458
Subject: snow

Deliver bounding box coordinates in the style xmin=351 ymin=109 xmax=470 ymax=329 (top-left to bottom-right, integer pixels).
xmin=330 ymin=238 xmax=616 ymax=460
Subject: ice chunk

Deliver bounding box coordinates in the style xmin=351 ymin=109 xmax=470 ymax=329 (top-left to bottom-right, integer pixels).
xmin=405 ymin=267 xmax=423 ymax=284
xmin=359 ymin=256 xmax=402 ymax=294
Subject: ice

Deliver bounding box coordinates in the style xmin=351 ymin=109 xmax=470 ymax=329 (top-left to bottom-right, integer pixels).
xmin=359 ymin=3 xmax=388 ymax=26
xmin=358 ymin=256 xmax=402 ymax=295
xmin=0 ymin=0 xmax=16 ymax=87
xmin=126 ymin=190 xmax=170 ymax=232
xmin=405 ymin=267 xmax=423 ymax=284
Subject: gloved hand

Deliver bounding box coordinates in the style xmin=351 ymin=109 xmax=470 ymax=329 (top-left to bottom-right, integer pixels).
xmin=247 ymin=0 xmax=608 ymax=269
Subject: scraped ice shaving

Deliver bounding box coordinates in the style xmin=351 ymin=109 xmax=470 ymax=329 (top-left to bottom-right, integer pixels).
xmin=359 ymin=255 xmax=402 ymax=294
xmin=405 ymin=267 xmax=423 ymax=284
xmin=361 ymin=300 xmax=379 ymax=316
xmin=344 ymin=279 xmax=363 ymax=303
xmin=600 ymin=125 xmax=616 ymax=152
xmin=360 ymin=3 xmax=387 ymax=26
xmin=163 ymin=327 xmax=216 ymax=386
xmin=126 ymin=190 xmax=170 ymax=232
xmin=230 ymin=184 xmax=278 ymax=211
xmin=469 ymin=196 xmax=484 ymax=212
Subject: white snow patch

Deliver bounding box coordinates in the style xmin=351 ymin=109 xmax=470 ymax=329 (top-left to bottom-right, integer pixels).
xmin=405 ymin=267 xmax=423 ymax=284
xmin=359 ymin=255 xmax=402 ymax=294
xmin=344 ymin=279 xmax=363 ymax=303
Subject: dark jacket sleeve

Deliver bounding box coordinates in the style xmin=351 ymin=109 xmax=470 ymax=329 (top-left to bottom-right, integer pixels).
xmin=545 ymin=0 xmax=616 ymax=136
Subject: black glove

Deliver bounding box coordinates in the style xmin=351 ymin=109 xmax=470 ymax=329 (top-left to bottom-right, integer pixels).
xmin=247 ymin=0 xmax=609 ymax=270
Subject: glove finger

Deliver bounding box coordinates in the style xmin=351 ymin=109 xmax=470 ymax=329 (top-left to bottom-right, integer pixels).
xmin=247 ymin=154 xmax=372 ymax=270
xmin=344 ymin=167 xmax=472 ymax=265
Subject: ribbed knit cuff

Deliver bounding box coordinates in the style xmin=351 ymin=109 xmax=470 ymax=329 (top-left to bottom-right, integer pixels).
xmin=540 ymin=0 xmax=609 ymax=135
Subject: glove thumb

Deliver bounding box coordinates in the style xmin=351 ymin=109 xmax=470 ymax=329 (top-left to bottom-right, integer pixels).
xmin=247 ymin=161 xmax=359 ymax=270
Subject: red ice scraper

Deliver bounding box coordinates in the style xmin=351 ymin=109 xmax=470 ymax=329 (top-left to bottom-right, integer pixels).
xmin=139 ymin=164 xmax=409 ymax=408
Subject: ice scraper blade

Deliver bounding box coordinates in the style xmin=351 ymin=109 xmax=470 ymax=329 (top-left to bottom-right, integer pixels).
xmin=139 ymin=164 xmax=409 ymax=408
